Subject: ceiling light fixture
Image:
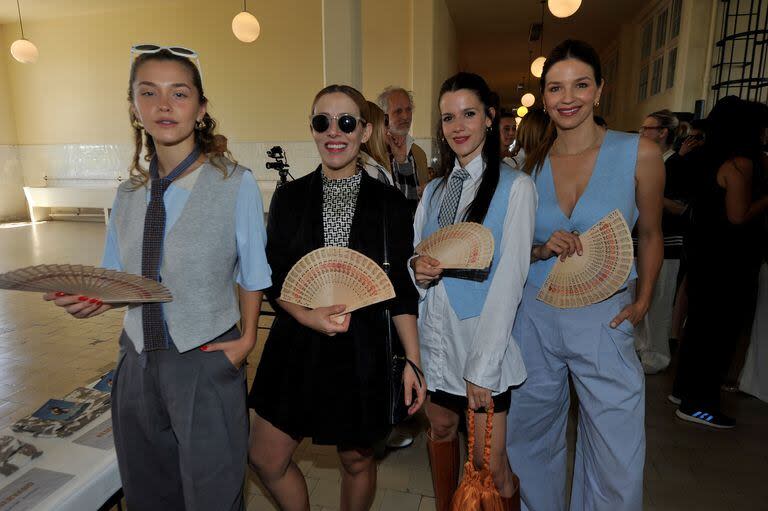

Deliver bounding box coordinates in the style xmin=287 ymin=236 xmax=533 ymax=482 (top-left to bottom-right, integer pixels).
xmin=232 ymin=0 xmax=261 ymax=43
xmin=10 ymin=0 xmax=38 ymax=64
xmin=521 ymin=93 xmax=536 ymax=108
xmin=517 ymin=106 xmax=529 ymax=117
xmin=548 ymin=0 xmax=582 ymax=18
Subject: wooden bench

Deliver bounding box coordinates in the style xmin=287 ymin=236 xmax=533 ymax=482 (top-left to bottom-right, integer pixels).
xmin=23 ymin=186 xmax=118 ymax=224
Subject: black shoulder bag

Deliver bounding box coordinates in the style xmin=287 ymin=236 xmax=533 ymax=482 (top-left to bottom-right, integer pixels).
xmin=381 ymin=204 xmax=424 ymax=425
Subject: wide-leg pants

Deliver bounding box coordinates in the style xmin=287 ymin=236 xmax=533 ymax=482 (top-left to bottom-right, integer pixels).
xmin=507 ymin=284 xmax=645 ymax=511
xmin=111 ymin=327 xmax=248 ymax=511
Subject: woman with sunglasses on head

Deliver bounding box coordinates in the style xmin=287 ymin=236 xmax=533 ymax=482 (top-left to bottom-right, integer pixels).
xmin=248 ymin=85 xmax=424 ymax=511
xmin=505 ymin=40 xmax=664 ymax=511
xmin=44 ymin=45 xmax=271 ymax=510
xmin=411 ymin=72 xmax=536 ymax=511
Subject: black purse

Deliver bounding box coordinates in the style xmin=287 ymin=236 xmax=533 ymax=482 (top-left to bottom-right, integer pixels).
xmin=381 ymin=205 xmax=424 ymax=425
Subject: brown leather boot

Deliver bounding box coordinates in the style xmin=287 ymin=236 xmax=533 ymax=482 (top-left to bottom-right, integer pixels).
xmin=426 ymin=431 xmax=460 ymax=511
xmin=502 ymin=472 xmax=521 ymax=511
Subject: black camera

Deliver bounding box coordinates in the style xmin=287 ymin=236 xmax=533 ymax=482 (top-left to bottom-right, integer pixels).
xmin=266 ymin=145 xmax=292 ymax=186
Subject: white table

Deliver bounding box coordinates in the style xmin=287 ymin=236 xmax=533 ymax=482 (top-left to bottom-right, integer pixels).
xmin=0 ymin=412 xmax=121 ymax=511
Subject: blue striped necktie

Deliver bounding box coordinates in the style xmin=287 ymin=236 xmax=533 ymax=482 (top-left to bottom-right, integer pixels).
xmin=141 ymin=147 xmax=202 ymax=351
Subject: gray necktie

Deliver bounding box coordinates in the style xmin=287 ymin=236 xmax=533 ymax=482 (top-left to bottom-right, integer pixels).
xmin=438 ymin=168 xmax=470 ymax=228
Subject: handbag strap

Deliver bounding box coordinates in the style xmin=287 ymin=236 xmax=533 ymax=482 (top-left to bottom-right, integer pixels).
xmin=466 ymin=401 xmax=494 ymax=470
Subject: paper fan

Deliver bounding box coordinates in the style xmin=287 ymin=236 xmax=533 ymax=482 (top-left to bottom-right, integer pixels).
xmin=416 ymin=222 xmax=494 ymax=270
xmin=0 ymin=264 xmax=173 ymax=303
xmin=537 ymin=210 xmax=633 ymax=308
xmin=280 ymin=247 xmax=395 ymax=317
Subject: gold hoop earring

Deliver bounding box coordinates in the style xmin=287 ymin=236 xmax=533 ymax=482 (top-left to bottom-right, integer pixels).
xmin=594 ymin=100 xmax=600 ymax=107
xmin=195 ymin=119 xmax=206 ymax=130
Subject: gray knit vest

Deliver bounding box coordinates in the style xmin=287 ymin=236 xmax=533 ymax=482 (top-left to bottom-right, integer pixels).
xmin=113 ymin=162 xmax=244 ymax=353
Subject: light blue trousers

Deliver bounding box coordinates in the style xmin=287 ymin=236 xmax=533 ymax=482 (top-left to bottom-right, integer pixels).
xmin=507 ymin=284 xmax=645 ymax=511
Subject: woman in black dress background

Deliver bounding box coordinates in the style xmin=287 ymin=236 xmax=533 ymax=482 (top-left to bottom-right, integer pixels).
xmin=248 ymin=85 xmax=425 ymax=511
xmin=672 ymin=96 xmax=768 ymax=428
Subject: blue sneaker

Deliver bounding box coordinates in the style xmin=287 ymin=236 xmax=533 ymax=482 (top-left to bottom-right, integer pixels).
xmin=675 ymin=406 xmax=735 ymax=429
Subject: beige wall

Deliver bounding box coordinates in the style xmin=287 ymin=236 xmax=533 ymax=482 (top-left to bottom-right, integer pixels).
xmin=361 ymin=0 xmax=457 ymax=143
xmin=0 ymin=25 xmax=24 ymax=221
xmin=601 ymin=0 xmax=717 ymax=131
xmin=361 ymin=0 xmax=412 ymax=101
xmin=0 ymin=0 xmax=456 ymax=219
xmin=0 ymin=0 xmax=324 ymax=145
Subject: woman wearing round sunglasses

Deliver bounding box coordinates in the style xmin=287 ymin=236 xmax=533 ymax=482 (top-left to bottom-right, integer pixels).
xmin=45 ymin=46 xmax=271 ymax=510
xmin=410 ymin=72 xmax=535 ymax=511
xmin=248 ymin=84 xmax=425 ymax=511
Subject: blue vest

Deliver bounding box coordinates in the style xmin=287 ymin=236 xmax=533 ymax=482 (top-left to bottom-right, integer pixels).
xmin=528 ymin=130 xmax=640 ymax=288
xmin=421 ymin=164 xmax=523 ymax=320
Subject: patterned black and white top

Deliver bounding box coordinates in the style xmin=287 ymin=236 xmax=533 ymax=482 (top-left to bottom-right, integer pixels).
xmin=322 ymin=171 xmax=362 ymax=247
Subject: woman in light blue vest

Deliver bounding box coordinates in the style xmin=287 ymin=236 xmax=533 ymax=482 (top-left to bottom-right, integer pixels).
xmin=505 ymin=40 xmax=664 ymax=511
xmin=45 ymin=47 xmax=271 ymax=510
xmin=411 ymin=72 xmax=535 ymax=511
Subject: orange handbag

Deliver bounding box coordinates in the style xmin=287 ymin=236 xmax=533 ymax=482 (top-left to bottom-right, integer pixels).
xmin=449 ymin=403 xmax=505 ymax=511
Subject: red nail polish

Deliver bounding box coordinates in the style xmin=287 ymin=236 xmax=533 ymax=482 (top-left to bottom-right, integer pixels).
xmin=96 ymin=301 xmax=103 ymax=306
xmin=200 ymin=345 xmax=208 ymax=351
xmin=55 ymin=292 xmax=66 ymax=297
xmin=89 ymin=298 xmax=99 ymax=304
xmin=78 ymin=296 xmax=88 ymax=301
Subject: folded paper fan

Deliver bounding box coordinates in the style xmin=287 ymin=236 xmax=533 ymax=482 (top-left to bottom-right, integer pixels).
xmin=537 ymin=210 xmax=633 ymax=308
xmin=415 ymin=222 xmax=495 ymax=282
xmin=0 ymin=264 xmax=173 ymax=303
xmin=280 ymin=247 xmax=395 ymax=318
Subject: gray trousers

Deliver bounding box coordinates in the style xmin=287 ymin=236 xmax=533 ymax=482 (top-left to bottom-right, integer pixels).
xmin=112 ymin=327 xmax=248 ymax=511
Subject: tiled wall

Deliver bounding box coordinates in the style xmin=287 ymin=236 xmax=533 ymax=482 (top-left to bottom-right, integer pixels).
xmin=4 ymin=138 xmax=434 ymax=219
xmin=0 ymin=146 xmax=25 ymax=222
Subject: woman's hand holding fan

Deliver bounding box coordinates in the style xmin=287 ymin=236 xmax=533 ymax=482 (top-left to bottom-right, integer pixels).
xmin=279 ymin=247 xmax=395 ymax=335
xmin=410 ymin=255 xmax=443 ymax=287
xmin=43 ymin=291 xmax=113 ymax=319
xmin=415 ymin=223 xmax=495 ymax=282
xmin=537 ymin=210 xmax=634 ymax=309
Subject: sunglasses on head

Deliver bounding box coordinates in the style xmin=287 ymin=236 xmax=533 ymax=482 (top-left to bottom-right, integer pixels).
xmin=310 ymin=113 xmax=365 ymax=134
xmin=130 ymin=44 xmax=203 ymax=80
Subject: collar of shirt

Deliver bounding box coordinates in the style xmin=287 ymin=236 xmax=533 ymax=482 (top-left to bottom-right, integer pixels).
xmin=452 ymin=153 xmax=484 ymax=183
xmin=448 ymin=154 xmax=485 ymax=220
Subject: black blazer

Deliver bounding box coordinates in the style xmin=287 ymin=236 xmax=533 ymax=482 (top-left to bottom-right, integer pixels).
xmin=249 ymin=167 xmax=418 ymax=446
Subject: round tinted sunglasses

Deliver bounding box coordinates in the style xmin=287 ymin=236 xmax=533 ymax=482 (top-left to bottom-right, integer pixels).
xmin=310 ymin=113 xmax=366 ymax=134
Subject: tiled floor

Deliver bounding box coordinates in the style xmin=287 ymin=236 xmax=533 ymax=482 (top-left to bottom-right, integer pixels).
xmin=1 ymin=220 xmax=767 ymax=511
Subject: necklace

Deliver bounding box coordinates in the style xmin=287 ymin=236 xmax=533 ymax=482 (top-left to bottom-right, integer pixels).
xmin=552 ymin=129 xmax=603 ymax=157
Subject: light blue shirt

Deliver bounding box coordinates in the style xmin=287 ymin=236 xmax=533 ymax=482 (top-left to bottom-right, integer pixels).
xmin=102 ymin=168 xmax=271 ymax=291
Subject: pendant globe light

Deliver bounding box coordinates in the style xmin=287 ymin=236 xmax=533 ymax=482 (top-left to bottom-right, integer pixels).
xmin=521 ymin=92 xmax=536 ymax=108
xmin=232 ymin=0 xmax=261 ymax=43
xmin=548 ymin=0 xmax=582 ymax=18
xmin=530 ymin=1 xmax=546 ymax=78
xmin=9 ymin=0 xmax=38 ymax=64
xmin=517 ymin=106 xmax=529 ymax=117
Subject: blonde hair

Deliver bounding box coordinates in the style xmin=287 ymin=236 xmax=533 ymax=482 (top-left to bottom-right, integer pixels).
xmin=361 ymin=101 xmax=392 ymax=173
xmin=515 ymin=109 xmax=551 ymax=175
xmin=127 ymin=50 xmax=232 ymax=188
xmin=647 ymin=109 xmax=683 ymax=147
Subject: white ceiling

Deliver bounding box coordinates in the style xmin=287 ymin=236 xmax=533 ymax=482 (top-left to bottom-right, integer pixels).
xmin=445 ymin=0 xmax=648 ymax=106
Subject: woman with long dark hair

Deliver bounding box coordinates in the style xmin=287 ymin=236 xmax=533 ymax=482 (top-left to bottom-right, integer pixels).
xmin=505 ymin=40 xmax=664 ymax=511
xmin=45 ymin=46 xmax=271 ymax=510
xmin=247 ymin=84 xmax=425 ymax=511
xmin=411 ymin=72 xmax=535 ymax=511
xmin=671 ymin=96 xmax=768 ymax=427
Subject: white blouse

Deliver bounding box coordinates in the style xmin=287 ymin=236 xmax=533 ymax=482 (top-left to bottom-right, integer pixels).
xmin=412 ymin=155 xmax=537 ymax=395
